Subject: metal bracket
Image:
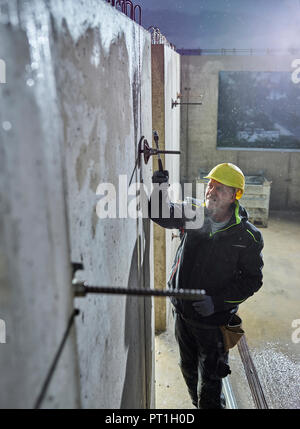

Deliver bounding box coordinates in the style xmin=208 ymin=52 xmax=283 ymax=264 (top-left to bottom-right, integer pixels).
xmin=129 ymin=135 xmax=180 ymax=186
xmin=71 ymin=262 xmax=84 ymax=277
xmin=72 ymin=262 xmax=206 ymax=300
xmin=172 ymin=98 xmax=203 ymax=109
xmin=139 ymin=138 xmax=180 ymax=165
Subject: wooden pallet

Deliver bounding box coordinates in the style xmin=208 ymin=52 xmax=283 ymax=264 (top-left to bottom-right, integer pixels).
xmin=242 ymin=181 xmax=271 ymax=227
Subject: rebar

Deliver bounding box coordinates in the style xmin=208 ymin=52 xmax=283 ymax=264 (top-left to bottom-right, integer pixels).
xmin=34 ymin=309 xmax=80 ymax=409
xmin=73 ymin=281 xmax=206 ymax=300
xmin=106 ymin=0 xmax=142 ymax=25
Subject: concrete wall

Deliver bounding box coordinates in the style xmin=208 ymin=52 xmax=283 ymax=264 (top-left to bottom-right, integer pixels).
xmin=0 ymin=0 xmax=154 ymax=409
xmin=180 ymin=55 xmax=300 ymax=210
xmin=151 ymin=45 xmax=180 ymax=332
xmin=0 ymin=0 xmax=80 ymax=409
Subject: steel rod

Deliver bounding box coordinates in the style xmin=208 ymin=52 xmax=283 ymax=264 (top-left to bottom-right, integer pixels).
xmin=153 ymin=150 xmax=181 ymax=155
xmin=175 ymin=103 xmax=202 ymax=105
xmin=34 ymin=309 xmax=80 ymax=409
xmin=172 ymin=99 xmax=202 ymax=108
xmin=140 ymin=149 xmax=181 ymax=155
xmin=73 ymin=282 xmax=206 ymax=300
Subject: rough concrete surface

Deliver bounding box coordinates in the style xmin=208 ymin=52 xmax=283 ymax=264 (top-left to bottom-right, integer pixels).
xmin=0 ymin=1 xmax=80 ymax=408
xmin=0 ymin=0 xmax=154 ymax=409
xmin=51 ymin=1 xmax=154 ymax=409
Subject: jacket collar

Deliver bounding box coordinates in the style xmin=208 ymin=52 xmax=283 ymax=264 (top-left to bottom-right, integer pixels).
xmin=209 ymin=200 xmax=248 ymax=238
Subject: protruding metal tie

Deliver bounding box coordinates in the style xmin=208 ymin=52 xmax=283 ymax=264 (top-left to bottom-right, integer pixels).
xmin=73 ymin=279 xmax=206 ymax=301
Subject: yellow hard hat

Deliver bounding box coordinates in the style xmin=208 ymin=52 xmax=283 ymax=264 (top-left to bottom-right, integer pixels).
xmin=204 ymin=163 xmax=245 ymax=199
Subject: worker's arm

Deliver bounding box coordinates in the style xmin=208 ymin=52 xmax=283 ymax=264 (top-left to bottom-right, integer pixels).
xmin=213 ymin=232 xmax=264 ymax=310
xmin=149 ymin=170 xmax=204 ymax=230
xmin=149 ymin=183 xmax=184 ymax=229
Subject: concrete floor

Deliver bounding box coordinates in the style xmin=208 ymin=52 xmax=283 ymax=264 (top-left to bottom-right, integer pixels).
xmin=155 ymin=211 xmax=300 ymax=409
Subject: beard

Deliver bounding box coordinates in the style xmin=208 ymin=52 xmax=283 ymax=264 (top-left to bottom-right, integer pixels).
xmin=205 ymin=196 xmax=233 ymax=222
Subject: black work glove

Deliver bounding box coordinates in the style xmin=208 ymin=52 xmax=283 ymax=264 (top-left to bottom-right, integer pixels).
xmin=192 ymin=296 xmax=214 ymax=317
xmin=152 ymin=170 xmax=169 ymax=184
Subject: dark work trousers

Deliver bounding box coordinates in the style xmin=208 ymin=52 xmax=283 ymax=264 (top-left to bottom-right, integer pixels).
xmin=174 ymin=312 xmax=231 ymax=409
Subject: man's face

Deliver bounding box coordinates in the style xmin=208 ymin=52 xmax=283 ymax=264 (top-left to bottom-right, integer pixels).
xmin=205 ymin=179 xmax=236 ymax=218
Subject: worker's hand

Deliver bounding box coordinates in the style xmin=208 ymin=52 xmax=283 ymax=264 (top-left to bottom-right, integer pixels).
xmin=192 ymin=296 xmax=214 ymax=317
xmin=152 ymin=170 xmax=169 ymax=184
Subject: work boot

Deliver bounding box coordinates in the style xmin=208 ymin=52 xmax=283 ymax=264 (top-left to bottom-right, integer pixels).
xmin=198 ymin=380 xmax=226 ymax=409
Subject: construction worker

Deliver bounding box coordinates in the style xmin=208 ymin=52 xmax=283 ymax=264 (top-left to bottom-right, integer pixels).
xmin=150 ymin=163 xmax=264 ymax=409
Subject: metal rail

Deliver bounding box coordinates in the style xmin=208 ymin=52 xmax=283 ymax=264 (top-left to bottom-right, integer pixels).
xmin=177 ymin=48 xmax=300 ymax=56
xmin=148 ymin=26 xmax=176 ymax=50
xmin=222 ymin=377 xmax=238 ymax=409
xmin=237 ymin=335 xmax=268 ymax=409
xmin=106 ymin=0 xmax=142 ymax=25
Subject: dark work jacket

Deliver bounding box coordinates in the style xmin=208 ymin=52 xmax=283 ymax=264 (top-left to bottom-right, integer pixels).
xmin=150 ymin=195 xmax=264 ymax=326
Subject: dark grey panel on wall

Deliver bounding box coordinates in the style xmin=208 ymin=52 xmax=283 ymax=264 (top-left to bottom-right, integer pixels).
xmin=217 ymin=71 xmax=300 ymax=150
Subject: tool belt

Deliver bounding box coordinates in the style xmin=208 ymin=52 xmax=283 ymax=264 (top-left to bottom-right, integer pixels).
xmin=220 ymin=314 xmax=245 ymax=352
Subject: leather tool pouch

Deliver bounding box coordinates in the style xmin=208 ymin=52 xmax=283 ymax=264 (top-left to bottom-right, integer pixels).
xmin=220 ymin=314 xmax=245 ymax=352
